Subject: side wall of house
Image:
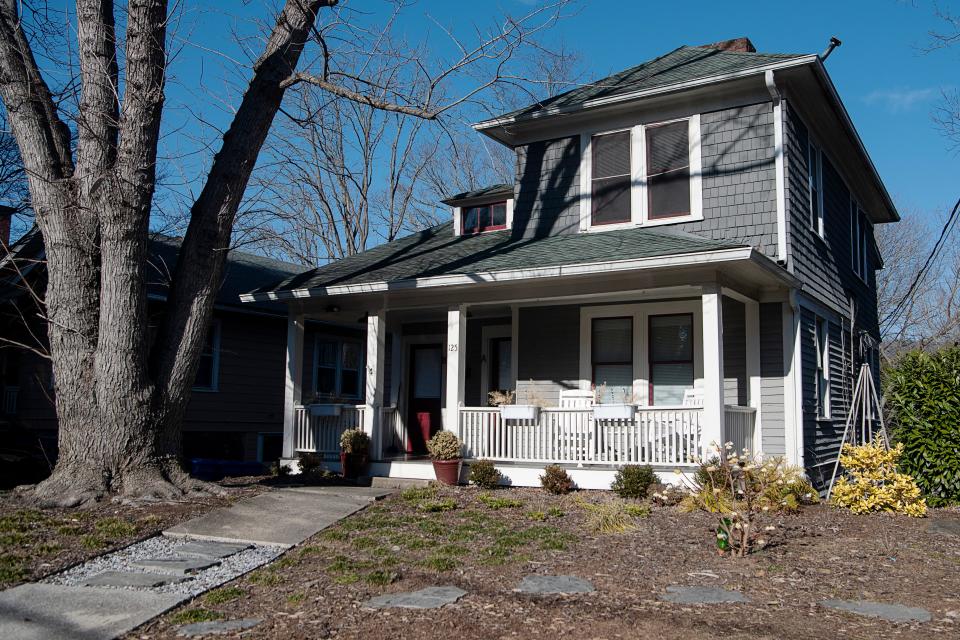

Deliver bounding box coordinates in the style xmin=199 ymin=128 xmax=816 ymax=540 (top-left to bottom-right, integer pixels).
xmin=510 ymin=102 xmax=780 ymax=261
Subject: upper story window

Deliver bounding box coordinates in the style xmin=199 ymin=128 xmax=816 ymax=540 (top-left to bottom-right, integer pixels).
xmin=193 ymin=321 xmax=221 ymax=392
xmin=314 ymin=337 xmax=362 ymax=399
xmin=591 ymin=130 xmax=632 ymax=226
xmin=582 ymin=115 xmax=701 ymax=231
xmin=808 ymin=141 xmax=825 ymax=238
xmin=462 ymin=202 xmax=507 ymax=234
xmin=850 ymin=199 xmax=871 ymax=281
xmin=646 ymin=121 xmax=691 ymax=220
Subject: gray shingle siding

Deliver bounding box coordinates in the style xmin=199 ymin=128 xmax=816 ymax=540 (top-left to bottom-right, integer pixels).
xmin=759 ymin=302 xmax=785 ymax=456
xmin=516 ymin=305 xmax=581 ymax=404
xmin=513 ymin=136 xmax=581 ymax=238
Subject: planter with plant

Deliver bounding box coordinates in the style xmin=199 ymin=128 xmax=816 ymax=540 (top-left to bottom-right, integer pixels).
xmin=491 ymin=386 xmax=544 ymax=421
xmin=427 ymin=430 xmax=463 ymax=485
xmin=592 ymin=384 xmax=636 ymax=420
xmin=339 ymin=428 xmax=370 ymax=479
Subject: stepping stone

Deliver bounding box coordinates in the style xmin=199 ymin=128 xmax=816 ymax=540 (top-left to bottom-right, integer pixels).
xmin=660 ymin=585 xmax=748 ymax=604
xmin=176 ymin=540 xmax=252 ymax=559
xmin=177 ymin=618 xmax=262 ymax=637
xmin=83 ymin=570 xmax=190 ymax=588
xmin=820 ymin=599 xmax=932 ymax=623
xmin=929 ymin=519 xmax=960 ymax=537
xmin=363 ymin=586 xmax=467 ymax=610
xmin=131 ymin=555 xmax=220 ymax=575
xmin=515 ymin=575 xmax=595 ymax=594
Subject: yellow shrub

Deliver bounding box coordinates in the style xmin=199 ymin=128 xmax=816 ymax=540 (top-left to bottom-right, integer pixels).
xmin=830 ymin=441 xmax=927 ymax=517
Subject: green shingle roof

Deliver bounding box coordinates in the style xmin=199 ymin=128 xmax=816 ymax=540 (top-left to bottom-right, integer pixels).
xmin=485 ymin=45 xmax=809 ymax=124
xmin=245 ymin=222 xmax=746 ymax=298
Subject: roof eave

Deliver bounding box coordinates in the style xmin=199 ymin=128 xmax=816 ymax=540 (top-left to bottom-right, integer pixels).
xmin=241 ymin=245 xmax=798 ymax=303
xmin=472 ymin=55 xmax=819 ymax=137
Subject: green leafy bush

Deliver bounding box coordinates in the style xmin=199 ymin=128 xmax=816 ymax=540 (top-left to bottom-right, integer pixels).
xmin=540 ymin=465 xmax=574 ymax=495
xmin=426 ymin=431 xmax=462 ymax=460
xmin=297 ymin=452 xmax=323 ymax=475
xmin=339 ymin=429 xmax=370 ymax=455
xmin=611 ymin=465 xmax=657 ymax=499
xmin=469 ymin=460 xmax=503 ymax=489
xmin=885 ymin=347 xmax=960 ymax=506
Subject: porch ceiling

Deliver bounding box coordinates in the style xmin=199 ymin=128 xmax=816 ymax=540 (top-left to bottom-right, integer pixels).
xmin=242 ymin=222 xmax=796 ymax=305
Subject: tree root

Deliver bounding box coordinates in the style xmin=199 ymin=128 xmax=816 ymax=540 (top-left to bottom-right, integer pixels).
xmin=15 ymin=466 xmax=111 ymax=508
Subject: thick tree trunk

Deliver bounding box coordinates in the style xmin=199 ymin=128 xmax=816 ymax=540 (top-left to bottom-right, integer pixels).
xmin=0 ymin=0 xmax=330 ymax=506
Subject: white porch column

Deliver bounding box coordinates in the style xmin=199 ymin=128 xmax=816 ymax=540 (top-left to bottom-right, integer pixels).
xmin=445 ymin=305 xmax=467 ymax=437
xmin=282 ymin=310 xmax=305 ymax=459
xmin=366 ymin=309 xmax=386 ymax=460
xmin=701 ymin=285 xmax=725 ymax=458
xmin=744 ymin=298 xmax=763 ymax=453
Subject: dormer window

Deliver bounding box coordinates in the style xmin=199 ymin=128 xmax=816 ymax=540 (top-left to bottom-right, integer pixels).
xmin=462 ymin=202 xmax=507 ymax=235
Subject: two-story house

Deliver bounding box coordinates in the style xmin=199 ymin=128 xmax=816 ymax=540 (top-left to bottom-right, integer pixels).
xmin=243 ymin=38 xmax=897 ymax=489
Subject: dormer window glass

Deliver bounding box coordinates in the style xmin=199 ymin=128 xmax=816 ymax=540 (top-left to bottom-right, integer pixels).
xmin=462 ymin=202 xmax=507 ymax=234
xmin=646 ymin=121 xmax=691 ymax=219
xmin=590 ymin=130 xmax=632 ymax=226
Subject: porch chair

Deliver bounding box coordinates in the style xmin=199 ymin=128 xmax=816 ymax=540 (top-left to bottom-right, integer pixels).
xmin=559 ymin=389 xmax=595 ymax=407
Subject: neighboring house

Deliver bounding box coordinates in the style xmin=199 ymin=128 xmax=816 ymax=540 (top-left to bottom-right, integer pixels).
xmin=244 ymin=38 xmax=896 ymax=490
xmin=0 ymin=224 xmax=361 ymax=471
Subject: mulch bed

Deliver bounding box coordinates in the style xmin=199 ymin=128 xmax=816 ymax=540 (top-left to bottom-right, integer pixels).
xmin=0 ymin=475 xmax=269 ymax=589
xmin=133 ymin=485 xmax=960 ymax=640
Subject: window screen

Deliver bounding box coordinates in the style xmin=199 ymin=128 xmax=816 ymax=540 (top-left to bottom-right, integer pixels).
xmin=314 ymin=338 xmax=362 ymax=398
xmin=462 ymin=202 xmax=507 ymax=234
xmin=646 ymin=121 xmax=691 ymax=220
xmin=592 ymin=317 xmax=633 ymax=402
xmin=315 ymin=339 xmax=338 ymax=396
xmin=649 ymin=314 xmax=694 ymax=405
xmin=591 ymin=131 xmax=632 ymax=226
xmin=194 ymin=323 xmax=220 ymax=391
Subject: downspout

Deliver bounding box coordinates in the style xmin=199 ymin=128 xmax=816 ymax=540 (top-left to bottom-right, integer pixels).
xmin=765 ymin=70 xmax=789 ymax=266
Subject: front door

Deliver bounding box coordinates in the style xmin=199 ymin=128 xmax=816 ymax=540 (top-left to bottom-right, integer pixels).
xmin=407 ymin=344 xmax=443 ymax=454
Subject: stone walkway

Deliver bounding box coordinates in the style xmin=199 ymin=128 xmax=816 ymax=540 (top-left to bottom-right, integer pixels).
xmin=0 ymin=485 xmax=391 ymax=640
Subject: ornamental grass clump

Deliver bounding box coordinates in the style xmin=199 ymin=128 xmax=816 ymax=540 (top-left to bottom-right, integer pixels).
xmin=830 ymin=440 xmax=927 ymax=517
xmin=426 ymin=431 xmax=462 ymax=460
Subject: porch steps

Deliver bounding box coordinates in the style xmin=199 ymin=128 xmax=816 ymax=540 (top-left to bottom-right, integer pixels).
xmin=365 ymin=476 xmax=432 ymax=490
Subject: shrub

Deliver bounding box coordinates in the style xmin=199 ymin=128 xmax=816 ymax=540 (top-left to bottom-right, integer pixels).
xmin=611 ymin=465 xmax=657 ymax=499
xmin=540 ymin=465 xmax=574 ymax=494
xmin=426 ymin=431 xmax=462 ymax=460
xmin=885 ymin=347 xmax=960 ymax=506
xmin=469 ymin=460 xmax=503 ymax=489
xmin=831 ymin=441 xmax=927 ymax=517
xmin=339 ymin=429 xmax=370 ymax=455
xmin=297 ymin=452 xmax=323 ymax=475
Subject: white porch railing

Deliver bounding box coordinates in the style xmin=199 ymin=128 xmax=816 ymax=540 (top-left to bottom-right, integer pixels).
xmin=459 ymin=406 xmax=703 ymax=466
xmin=723 ymin=405 xmax=756 ymax=454
xmin=381 ymin=405 xmax=407 ymax=455
xmin=294 ymin=404 xmax=365 ymax=456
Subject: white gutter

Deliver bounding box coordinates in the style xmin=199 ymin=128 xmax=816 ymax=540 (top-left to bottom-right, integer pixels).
xmin=241 ymin=246 xmax=798 ymax=303
xmin=765 ymin=70 xmax=789 ymax=265
xmin=473 ymin=55 xmax=819 ymax=131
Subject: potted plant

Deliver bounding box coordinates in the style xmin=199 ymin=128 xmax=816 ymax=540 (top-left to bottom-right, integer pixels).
xmin=592 ymin=385 xmax=636 ymax=420
xmin=427 ymin=430 xmax=463 ymax=485
xmin=339 ymin=428 xmax=370 ymax=479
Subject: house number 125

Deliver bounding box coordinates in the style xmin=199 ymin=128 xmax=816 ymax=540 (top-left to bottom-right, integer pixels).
xmin=448 ymin=344 xmax=458 ymax=352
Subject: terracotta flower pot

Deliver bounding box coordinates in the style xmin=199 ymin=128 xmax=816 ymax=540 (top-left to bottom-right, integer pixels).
xmin=432 ymin=458 xmax=462 ymax=485
xmin=339 ymin=452 xmax=368 ymax=479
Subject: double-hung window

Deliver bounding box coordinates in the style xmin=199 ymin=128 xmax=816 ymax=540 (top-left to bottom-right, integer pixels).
xmin=590 ymin=130 xmax=632 ymax=226
xmin=808 ymin=141 xmax=825 ymax=238
xmin=462 ymin=202 xmax=507 ymax=234
xmin=591 ymin=317 xmax=633 ymax=403
xmin=850 ymin=199 xmax=870 ymax=281
xmin=648 ymin=314 xmax=694 ymax=405
xmin=814 ymin=316 xmax=831 ymax=419
xmin=314 ymin=337 xmax=362 ymax=399
xmin=193 ymin=321 xmax=221 ymax=391
xmin=646 ymin=121 xmax=692 ymax=220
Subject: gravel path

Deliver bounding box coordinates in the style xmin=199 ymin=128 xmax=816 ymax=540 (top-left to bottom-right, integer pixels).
xmin=44 ymin=535 xmax=285 ymax=599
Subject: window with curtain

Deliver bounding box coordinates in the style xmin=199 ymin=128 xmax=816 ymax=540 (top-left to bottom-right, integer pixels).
xmin=193 ymin=322 xmax=221 ymax=391
xmin=314 ymin=337 xmax=363 ymax=399
xmin=646 ymin=121 xmax=691 ymax=220
xmin=591 ymin=317 xmax=633 ymax=403
xmin=591 ymin=130 xmax=632 ymax=226
xmin=462 ymin=202 xmax=507 ymax=234
xmin=648 ymin=314 xmax=694 ymax=405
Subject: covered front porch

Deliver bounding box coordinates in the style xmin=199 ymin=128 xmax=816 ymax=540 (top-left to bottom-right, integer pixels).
xmin=279 ymin=277 xmax=779 ymax=484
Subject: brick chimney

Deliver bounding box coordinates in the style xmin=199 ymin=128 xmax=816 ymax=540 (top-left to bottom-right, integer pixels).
xmin=0 ymin=205 xmax=13 ymax=249
xmin=697 ymin=37 xmax=756 ymax=53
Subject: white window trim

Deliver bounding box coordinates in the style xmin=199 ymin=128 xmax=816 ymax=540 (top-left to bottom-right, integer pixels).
xmin=807 ymin=139 xmax=826 ymax=240
xmin=814 ymin=315 xmax=831 ymax=419
xmin=480 ymin=324 xmax=512 ymax=401
xmin=192 ymin=319 xmax=221 ymax=392
xmin=311 ymin=335 xmax=363 ymax=400
xmin=579 ymin=115 xmax=703 ymax=233
xmin=452 ymin=199 xmax=514 ymax=237
xmin=578 ymin=301 xmax=703 ymax=406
